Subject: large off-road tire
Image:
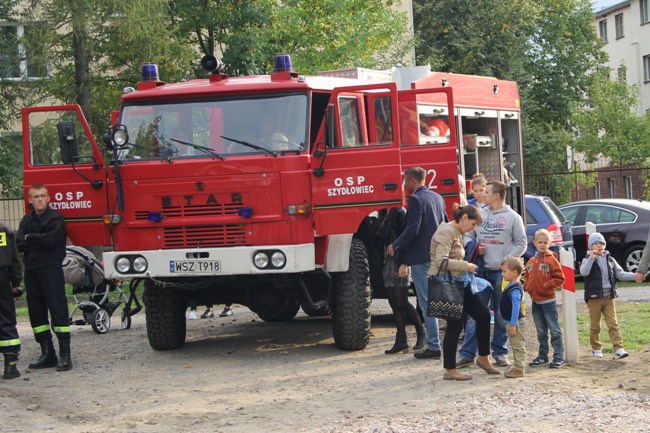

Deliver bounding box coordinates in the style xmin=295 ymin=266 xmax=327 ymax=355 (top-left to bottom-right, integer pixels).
xmin=332 ymin=238 xmax=371 ymax=351
xmin=143 ymin=280 xmax=187 ymax=350
xmin=255 ymin=300 xmax=301 ymax=322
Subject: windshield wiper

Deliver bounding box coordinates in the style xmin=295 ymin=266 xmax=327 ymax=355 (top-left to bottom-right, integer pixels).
xmin=221 ymin=135 xmax=277 ymax=157
xmin=170 ymin=138 xmax=225 ymax=160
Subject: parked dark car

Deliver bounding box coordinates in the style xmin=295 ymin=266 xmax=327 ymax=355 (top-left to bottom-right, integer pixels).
xmin=524 ymin=195 xmax=574 ymax=260
xmin=559 ymin=199 xmax=650 ymax=272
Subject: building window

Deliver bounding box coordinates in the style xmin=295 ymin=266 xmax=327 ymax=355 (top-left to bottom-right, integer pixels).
xmin=624 ymin=176 xmax=633 ymax=198
xmin=599 ymin=20 xmax=608 ymax=42
xmin=608 ymin=178 xmax=616 ymax=198
xmin=643 ymin=0 xmax=650 ymax=24
xmin=645 ymin=54 xmax=650 ymax=82
xmin=618 ymin=65 xmax=627 ymax=81
xmin=594 ymin=181 xmax=601 ymax=199
xmin=0 ymin=24 xmax=49 ymax=80
xmin=615 ymin=14 xmax=624 ymax=39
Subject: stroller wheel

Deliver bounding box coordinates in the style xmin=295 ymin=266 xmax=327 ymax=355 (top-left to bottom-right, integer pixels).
xmin=91 ymin=308 xmax=111 ymax=334
xmin=121 ymin=309 xmax=132 ymax=330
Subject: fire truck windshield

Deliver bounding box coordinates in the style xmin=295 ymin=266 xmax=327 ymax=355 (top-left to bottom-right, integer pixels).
xmin=117 ymin=93 xmax=308 ymax=160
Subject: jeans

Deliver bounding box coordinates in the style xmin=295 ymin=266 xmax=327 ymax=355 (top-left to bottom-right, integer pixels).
xmin=458 ymin=269 xmax=508 ymax=359
xmin=411 ymin=262 xmax=440 ymax=351
xmin=458 ymin=282 xmax=492 ymax=360
xmin=532 ymin=300 xmax=564 ymax=362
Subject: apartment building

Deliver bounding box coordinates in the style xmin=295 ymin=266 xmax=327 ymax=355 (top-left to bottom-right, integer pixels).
xmin=566 ymin=0 xmax=650 ymax=201
xmin=595 ymin=0 xmax=650 ymax=115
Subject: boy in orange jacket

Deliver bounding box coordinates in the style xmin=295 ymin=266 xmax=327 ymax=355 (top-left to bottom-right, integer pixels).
xmin=523 ymin=229 xmax=566 ymax=368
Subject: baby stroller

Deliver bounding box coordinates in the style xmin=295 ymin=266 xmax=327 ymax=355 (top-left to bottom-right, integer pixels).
xmin=63 ymin=246 xmax=135 ymax=334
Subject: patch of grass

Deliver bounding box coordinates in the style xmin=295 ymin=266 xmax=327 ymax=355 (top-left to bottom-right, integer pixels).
xmin=576 ymin=301 xmax=650 ymax=353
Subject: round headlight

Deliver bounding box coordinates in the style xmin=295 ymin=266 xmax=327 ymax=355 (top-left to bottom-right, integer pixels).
xmin=253 ymin=252 xmax=269 ymax=269
xmin=113 ymin=128 xmax=129 ymax=146
xmin=116 ymin=257 xmax=131 ymax=273
xmin=133 ymin=256 xmax=148 ymax=273
xmin=271 ymin=251 xmax=286 ymax=268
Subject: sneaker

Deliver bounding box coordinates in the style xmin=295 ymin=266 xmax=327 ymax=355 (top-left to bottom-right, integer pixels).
xmin=591 ymin=349 xmax=604 ymax=358
xmin=493 ymin=355 xmax=510 ymax=367
xmin=529 ymin=357 xmax=549 ymax=367
xmin=200 ymin=309 xmax=214 ymax=319
xmin=549 ymin=360 xmax=566 ymax=368
xmin=220 ymin=306 xmax=233 ymax=317
xmin=188 ymin=310 xmax=198 ymax=320
xmin=614 ymin=348 xmax=629 ymax=359
xmin=504 ymin=368 xmax=525 ymax=378
xmin=456 ymin=357 xmax=475 ymax=369
xmin=413 ymin=349 xmax=442 ymax=360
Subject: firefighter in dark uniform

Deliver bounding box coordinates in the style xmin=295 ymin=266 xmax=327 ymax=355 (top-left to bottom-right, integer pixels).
xmin=0 ymin=220 xmax=22 ymax=379
xmin=16 ymin=184 xmax=72 ymax=371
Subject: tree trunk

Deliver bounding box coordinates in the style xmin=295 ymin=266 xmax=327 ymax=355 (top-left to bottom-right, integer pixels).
xmin=71 ymin=2 xmax=91 ymax=123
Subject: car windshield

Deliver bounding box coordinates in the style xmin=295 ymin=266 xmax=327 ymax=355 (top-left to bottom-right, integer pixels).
xmin=117 ymin=93 xmax=308 ymax=160
xmin=542 ymin=197 xmax=567 ymax=223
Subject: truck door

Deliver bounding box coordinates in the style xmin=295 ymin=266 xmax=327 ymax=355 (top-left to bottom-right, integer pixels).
xmin=22 ymin=105 xmax=110 ymax=246
xmin=397 ymin=87 xmax=459 ymax=213
xmin=310 ymin=83 xmax=403 ymax=235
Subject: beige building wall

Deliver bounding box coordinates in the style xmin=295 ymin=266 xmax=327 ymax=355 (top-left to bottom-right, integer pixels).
xmin=594 ymin=0 xmax=650 ymax=115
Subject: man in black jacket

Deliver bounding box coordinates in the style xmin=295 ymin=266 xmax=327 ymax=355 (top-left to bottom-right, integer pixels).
xmin=388 ymin=167 xmax=447 ymax=360
xmin=0 ymin=220 xmax=22 ymax=379
xmin=16 ymin=184 xmax=72 ymax=372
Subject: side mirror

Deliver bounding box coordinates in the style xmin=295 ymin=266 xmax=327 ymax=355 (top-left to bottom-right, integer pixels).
xmin=57 ymin=121 xmax=78 ymax=164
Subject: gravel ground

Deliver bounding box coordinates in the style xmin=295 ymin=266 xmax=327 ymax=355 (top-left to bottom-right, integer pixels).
xmin=2 ymin=290 xmax=649 ymax=433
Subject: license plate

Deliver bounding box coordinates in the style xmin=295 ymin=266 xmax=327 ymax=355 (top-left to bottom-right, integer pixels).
xmin=169 ymin=260 xmax=221 ymax=274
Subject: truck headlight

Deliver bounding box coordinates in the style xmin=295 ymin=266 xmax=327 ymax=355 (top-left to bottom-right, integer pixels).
xmin=116 ymin=257 xmax=131 ymax=273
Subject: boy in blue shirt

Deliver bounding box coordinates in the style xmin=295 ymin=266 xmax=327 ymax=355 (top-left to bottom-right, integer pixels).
xmin=500 ymin=257 xmax=526 ymax=378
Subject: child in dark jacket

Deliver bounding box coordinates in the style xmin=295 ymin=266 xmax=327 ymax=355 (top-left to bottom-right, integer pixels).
xmin=579 ymin=232 xmax=635 ymax=359
xmin=523 ymin=229 xmax=566 ymax=368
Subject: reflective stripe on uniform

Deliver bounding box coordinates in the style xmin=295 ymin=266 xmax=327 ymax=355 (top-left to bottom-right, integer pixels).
xmin=33 ymin=324 xmax=51 ymax=334
xmin=0 ymin=338 xmax=20 ymax=347
xmin=53 ymin=326 xmax=70 ymax=333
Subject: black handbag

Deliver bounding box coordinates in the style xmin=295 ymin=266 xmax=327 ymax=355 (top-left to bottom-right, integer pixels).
xmin=426 ymin=259 xmax=465 ymax=320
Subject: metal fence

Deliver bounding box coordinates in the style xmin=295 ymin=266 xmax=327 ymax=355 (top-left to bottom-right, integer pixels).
xmin=0 ymin=198 xmax=24 ymax=230
xmin=525 ymin=166 xmax=649 ymax=206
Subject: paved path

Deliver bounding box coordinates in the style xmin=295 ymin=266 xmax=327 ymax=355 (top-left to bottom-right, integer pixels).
xmin=557 ymin=284 xmax=650 ymax=303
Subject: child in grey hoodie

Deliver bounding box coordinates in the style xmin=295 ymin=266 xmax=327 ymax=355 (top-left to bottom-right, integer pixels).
xmin=579 ymin=232 xmax=635 ymax=359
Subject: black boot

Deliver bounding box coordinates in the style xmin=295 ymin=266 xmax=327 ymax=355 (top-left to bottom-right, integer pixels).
xmin=56 ymin=339 xmax=72 ymax=372
xmin=28 ymin=340 xmax=58 ymax=369
xmin=3 ymin=353 xmax=20 ymax=379
xmin=385 ymin=331 xmax=409 ymax=354
xmin=413 ymin=324 xmax=426 ymax=350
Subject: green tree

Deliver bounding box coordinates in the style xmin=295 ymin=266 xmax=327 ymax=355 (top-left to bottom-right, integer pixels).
xmin=171 ymin=0 xmax=411 ymax=76
xmin=413 ymin=0 xmax=539 ymax=78
xmin=521 ymin=0 xmax=606 ymax=126
xmin=571 ymin=71 xmax=650 ymax=167
xmin=14 ymin=0 xmax=194 ymax=137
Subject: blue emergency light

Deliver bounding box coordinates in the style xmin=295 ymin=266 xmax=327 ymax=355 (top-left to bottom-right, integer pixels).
xmin=141 ymin=63 xmax=159 ymax=81
xmin=274 ymin=54 xmax=293 ymax=73
xmin=147 ymin=211 xmax=163 ymax=222
xmin=238 ymin=207 xmax=254 ymax=218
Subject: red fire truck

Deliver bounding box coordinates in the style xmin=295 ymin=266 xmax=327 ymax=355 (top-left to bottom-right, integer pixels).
xmin=21 ymin=55 xmax=523 ymax=351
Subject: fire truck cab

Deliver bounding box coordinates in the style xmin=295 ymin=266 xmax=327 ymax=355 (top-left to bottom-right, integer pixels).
xmin=22 ymin=55 xmax=466 ymax=351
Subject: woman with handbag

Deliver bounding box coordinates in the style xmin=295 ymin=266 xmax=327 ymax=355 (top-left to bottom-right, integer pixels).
xmin=379 ymin=208 xmax=426 ymax=354
xmin=429 ymin=205 xmax=500 ymax=380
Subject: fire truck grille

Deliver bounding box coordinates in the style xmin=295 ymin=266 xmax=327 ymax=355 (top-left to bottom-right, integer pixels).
xmin=135 ymin=203 xmax=242 ymax=220
xmin=163 ymin=225 xmax=249 ymax=249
